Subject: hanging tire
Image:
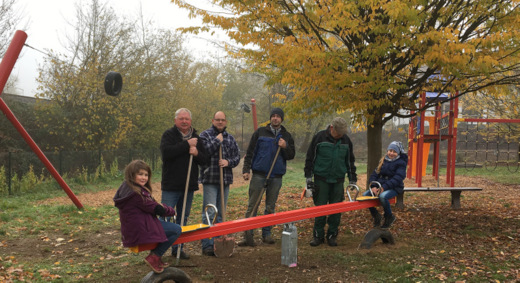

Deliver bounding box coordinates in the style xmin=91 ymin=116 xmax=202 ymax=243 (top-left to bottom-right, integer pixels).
xmin=104 ymin=71 xmax=123 ymax=96
xmin=140 ymin=267 xmax=192 ymax=283
xmin=359 ymin=229 xmax=395 ymax=249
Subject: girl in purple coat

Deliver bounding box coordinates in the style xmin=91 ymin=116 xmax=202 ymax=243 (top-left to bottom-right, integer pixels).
xmin=363 ymin=141 xmax=408 ymax=229
xmin=114 ymin=160 xmax=182 ymax=273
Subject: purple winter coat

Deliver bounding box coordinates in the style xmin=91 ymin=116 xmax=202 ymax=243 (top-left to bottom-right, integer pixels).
xmin=113 ymin=181 xmax=175 ymax=247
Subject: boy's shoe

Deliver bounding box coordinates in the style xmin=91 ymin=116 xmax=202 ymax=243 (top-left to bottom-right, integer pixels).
xmin=373 ymin=213 xmax=382 ymax=228
xmin=309 ymin=237 xmax=324 ymax=247
xmin=144 ymin=253 xmax=164 ymax=273
xmin=327 ymin=235 xmax=338 ymax=247
xmin=262 ymin=235 xmax=275 ymax=244
xmin=381 ymin=215 xmax=396 ymax=229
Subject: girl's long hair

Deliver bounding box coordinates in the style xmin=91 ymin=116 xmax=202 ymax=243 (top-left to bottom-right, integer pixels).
xmin=375 ymin=156 xmax=385 ymax=174
xmin=124 ymin=160 xmax=153 ymax=196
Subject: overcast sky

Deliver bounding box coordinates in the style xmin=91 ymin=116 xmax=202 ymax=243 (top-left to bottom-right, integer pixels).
xmin=8 ymin=0 xmax=224 ymax=97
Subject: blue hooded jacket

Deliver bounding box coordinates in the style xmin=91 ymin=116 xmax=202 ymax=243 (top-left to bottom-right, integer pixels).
xmin=369 ymin=153 xmax=408 ymax=194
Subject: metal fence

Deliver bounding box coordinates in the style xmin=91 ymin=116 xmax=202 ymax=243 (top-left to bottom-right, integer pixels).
xmin=0 ymin=148 xmax=160 ymax=195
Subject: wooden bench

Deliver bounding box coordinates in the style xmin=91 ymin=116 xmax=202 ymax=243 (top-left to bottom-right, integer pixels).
xmin=396 ymin=187 xmax=482 ymax=210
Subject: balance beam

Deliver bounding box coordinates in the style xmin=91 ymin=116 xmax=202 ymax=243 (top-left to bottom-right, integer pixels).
xmin=173 ymin=198 xmax=393 ymax=245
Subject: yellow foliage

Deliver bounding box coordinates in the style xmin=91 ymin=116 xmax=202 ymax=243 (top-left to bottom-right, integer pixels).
xmin=172 ymin=0 xmax=520 ymax=132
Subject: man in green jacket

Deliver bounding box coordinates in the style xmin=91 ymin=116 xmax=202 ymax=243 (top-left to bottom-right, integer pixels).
xmin=304 ymin=117 xmax=357 ymax=247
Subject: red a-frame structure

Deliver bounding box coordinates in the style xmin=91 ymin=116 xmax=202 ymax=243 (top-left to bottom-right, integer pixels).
xmin=0 ymin=31 xmax=83 ymax=209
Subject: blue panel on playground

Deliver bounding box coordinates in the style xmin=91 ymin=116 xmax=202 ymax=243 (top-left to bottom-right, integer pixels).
xmin=425 ymin=92 xmax=449 ymax=101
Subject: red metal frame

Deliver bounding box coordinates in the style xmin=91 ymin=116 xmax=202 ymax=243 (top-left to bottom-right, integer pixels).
xmin=251 ymin=98 xmax=258 ymax=131
xmin=408 ymin=89 xmax=520 ymax=187
xmin=408 ymin=92 xmax=458 ymax=187
xmin=448 ymin=92 xmax=459 ymax=186
xmin=0 ymin=31 xmax=83 ymax=209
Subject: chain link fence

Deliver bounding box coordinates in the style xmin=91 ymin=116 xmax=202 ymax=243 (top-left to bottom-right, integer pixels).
xmin=0 ymin=148 xmax=161 ymax=195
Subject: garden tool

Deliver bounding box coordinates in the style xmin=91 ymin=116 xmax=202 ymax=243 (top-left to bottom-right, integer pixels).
xmin=214 ymin=145 xmax=235 ymax=257
xmin=300 ymin=179 xmax=319 ymax=201
xmin=244 ymin=146 xmax=281 ymax=246
xmin=176 ymin=154 xmax=193 ymax=265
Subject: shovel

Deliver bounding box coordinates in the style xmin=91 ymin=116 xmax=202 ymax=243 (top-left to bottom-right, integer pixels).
xmin=214 ymin=145 xmax=235 ymax=257
xmin=176 ymin=154 xmax=193 ymax=265
xmin=244 ymin=146 xmax=281 ymax=246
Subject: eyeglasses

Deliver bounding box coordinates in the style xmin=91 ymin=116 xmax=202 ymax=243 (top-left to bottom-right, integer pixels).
xmin=213 ymin=119 xmax=226 ymax=122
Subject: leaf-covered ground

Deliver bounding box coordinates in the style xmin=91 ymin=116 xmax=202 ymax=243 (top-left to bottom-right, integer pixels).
xmin=1 ymin=173 xmax=519 ymax=282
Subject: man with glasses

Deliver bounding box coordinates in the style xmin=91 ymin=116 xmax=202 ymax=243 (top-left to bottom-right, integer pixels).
xmin=199 ymin=111 xmax=240 ymax=256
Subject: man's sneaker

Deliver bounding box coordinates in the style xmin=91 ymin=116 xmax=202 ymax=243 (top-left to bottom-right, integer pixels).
xmin=373 ymin=213 xmax=382 ymax=228
xmin=309 ymin=237 xmax=324 ymax=247
xmin=381 ymin=215 xmax=396 ymax=229
xmin=262 ymin=235 xmax=275 ymax=244
xmin=327 ymin=235 xmax=338 ymax=247
xmin=202 ymin=248 xmax=215 ymax=256
xmin=144 ymin=253 xmax=164 ymax=273
xmin=172 ymin=250 xmax=190 ymax=260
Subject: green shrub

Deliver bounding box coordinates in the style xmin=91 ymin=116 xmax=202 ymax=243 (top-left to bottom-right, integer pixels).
xmin=94 ymin=155 xmax=107 ymax=181
xmin=10 ymin=172 xmax=20 ymax=194
xmin=74 ymin=166 xmax=89 ymax=185
xmin=20 ymin=165 xmax=39 ymax=193
xmin=0 ymin=166 xmax=7 ymax=195
xmin=109 ymin=158 xmax=120 ymax=178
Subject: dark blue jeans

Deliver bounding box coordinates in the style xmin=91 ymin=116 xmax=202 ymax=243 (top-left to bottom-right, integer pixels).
xmin=161 ymin=190 xmax=194 ymax=254
xmin=201 ymin=183 xmax=229 ymax=251
xmin=363 ymin=189 xmax=398 ymax=217
xmin=152 ymin=220 xmax=182 ymax=257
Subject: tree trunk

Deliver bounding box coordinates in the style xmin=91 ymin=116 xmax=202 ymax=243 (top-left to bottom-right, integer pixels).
xmin=299 ymin=120 xmax=323 ymax=152
xmin=366 ymin=118 xmax=384 ymax=188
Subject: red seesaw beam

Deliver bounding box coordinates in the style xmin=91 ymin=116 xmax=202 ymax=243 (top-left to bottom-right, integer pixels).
xmin=173 ymin=198 xmax=394 ymax=245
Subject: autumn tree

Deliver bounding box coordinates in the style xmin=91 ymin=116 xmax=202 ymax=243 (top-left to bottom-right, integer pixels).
xmin=35 ymin=0 xmax=138 ymax=150
xmin=173 ymin=0 xmax=520 ymax=175
xmin=0 ymin=0 xmax=22 ymax=56
xmin=1 ymin=0 xmax=25 ymax=90
xmin=35 ymin=0 xmax=224 ymax=151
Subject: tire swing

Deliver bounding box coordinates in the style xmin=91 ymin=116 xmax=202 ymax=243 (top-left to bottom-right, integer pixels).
xmin=104 ymin=71 xmax=123 ymax=96
xmin=140 ymin=267 xmax=192 ymax=283
xmin=359 ymin=229 xmax=395 ymax=249
xmin=357 ymin=181 xmax=395 ymax=249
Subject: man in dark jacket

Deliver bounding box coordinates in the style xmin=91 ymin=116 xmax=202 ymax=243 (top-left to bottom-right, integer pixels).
xmin=239 ymin=107 xmax=296 ymax=246
xmin=160 ymin=108 xmax=207 ymax=259
xmin=304 ymin=117 xmax=357 ymax=247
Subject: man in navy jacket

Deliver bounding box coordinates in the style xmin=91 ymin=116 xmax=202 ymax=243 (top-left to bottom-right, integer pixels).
xmin=239 ymin=108 xmax=295 ymax=246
